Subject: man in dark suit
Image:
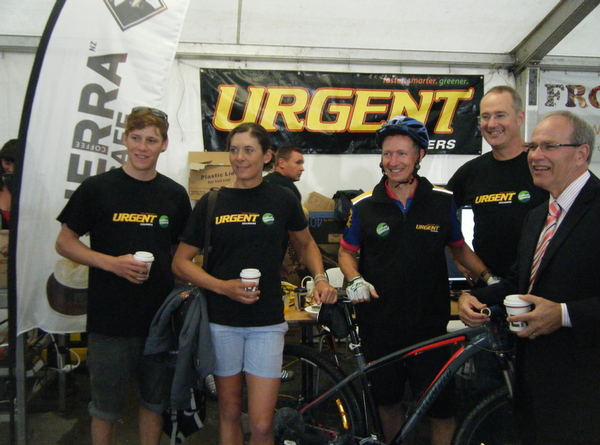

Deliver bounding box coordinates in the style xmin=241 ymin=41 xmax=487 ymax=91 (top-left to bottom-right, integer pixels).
xmin=458 ymin=110 xmax=600 ymax=445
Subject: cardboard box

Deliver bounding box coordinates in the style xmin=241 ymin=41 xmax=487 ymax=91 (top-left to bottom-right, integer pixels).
xmin=188 ymin=152 xmax=235 ymax=200
xmin=303 ymin=192 xmax=335 ymax=212
xmin=307 ymin=212 xmax=345 ymax=267
xmin=0 ymin=230 xmax=7 ymax=289
xmin=308 ymin=211 xmax=345 ymax=244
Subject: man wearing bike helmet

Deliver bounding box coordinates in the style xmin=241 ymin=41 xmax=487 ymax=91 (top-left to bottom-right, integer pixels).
xmin=338 ymin=115 xmax=490 ymax=445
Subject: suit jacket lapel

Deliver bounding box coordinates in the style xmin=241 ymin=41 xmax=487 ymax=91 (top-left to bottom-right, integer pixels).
xmin=531 ymin=175 xmax=599 ymax=289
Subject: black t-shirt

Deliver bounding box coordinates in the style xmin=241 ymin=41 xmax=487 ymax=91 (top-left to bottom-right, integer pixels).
xmin=57 ymin=168 xmax=192 ymax=336
xmin=447 ymin=151 xmax=548 ymax=277
xmin=180 ymin=181 xmax=306 ymax=327
xmin=263 ymin=171 xmax=302 ymax=201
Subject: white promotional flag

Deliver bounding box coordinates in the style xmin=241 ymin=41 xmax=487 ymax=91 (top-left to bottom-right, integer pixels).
xmin=17 ymin=0 xmax=190 ymax=334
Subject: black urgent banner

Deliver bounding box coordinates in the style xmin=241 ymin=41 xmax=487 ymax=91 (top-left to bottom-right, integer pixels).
xmin=201 ymin=69 xmax=483 ymax=155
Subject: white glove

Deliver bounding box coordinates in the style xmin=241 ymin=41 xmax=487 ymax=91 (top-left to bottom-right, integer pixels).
xmin=346 ymin=275 xmax=375 ymax=302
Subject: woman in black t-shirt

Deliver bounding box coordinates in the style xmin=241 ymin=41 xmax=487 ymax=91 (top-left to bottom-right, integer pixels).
xmin=173 ymin=123 xmax=336 ymax=445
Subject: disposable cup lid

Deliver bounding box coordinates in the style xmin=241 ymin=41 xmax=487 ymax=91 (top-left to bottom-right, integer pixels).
xmin=240 ymin=268 xmax=261 ymax=279
xmin=503 ymin=295 xmax=529 ymax=306
xmin=134 ymin=251 xmax=154 ymax=261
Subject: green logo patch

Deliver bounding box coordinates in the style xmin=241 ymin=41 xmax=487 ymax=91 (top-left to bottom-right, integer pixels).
xmin=262 ymin=213 xmax=275 ymax=225
xmin=376 ymin=223 xmax=390 ymax=237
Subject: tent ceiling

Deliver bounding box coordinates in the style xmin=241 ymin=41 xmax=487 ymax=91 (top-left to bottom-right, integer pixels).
xmin=1 ymin=0 xmax=599 ymax=71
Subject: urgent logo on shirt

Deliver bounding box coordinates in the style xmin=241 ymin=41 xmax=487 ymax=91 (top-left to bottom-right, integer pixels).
xmin=416 ymin=224 xmax=440 ymax=232
xmin=215 ymin=213 xmax=261 ymax=225
xmin=474 ymin=192 xmax=517 ymax=205
xmin=112 ymin=212 xmax=159 ymax=226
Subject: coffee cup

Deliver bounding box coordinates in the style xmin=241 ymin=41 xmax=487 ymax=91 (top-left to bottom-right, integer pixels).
xmin=504 ymin=294 xmax=533 ymax=332
xmin=133 ymin=251 xmax=154 ymax=280
xmin=240 ymin=268 xmax=261 ymax=291
xmin=294 ymin=287 xmax=308 ymax=311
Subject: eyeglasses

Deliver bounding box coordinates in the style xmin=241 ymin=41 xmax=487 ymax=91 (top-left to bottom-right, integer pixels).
xmin=131 ymin=106 xmax=168 ymax=122
xmin=522 ymin=142 xmax=582 ymax=153
xmin=478 ymin=113 xmax=513 ymax=123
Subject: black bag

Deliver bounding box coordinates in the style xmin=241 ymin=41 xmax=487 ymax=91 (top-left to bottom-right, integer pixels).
xmin=317 ymin=302 xmax=350 ymax=339
xmin=332 ymin=189 xmax=364 ymax=223
xmin=162 ymin=387 xmax=206 ymax=444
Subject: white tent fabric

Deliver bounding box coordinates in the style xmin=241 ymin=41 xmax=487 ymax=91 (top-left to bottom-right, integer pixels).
xmin=1 ymin=0 xmax=600 ymax=335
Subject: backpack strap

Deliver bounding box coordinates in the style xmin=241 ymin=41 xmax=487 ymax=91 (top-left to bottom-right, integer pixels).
xmin=203 ymin=189 xmax=219 ymax=270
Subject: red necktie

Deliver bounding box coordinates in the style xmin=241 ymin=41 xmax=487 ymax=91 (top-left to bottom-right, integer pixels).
xmin=529 ymin=201 xmax=561 ymax=292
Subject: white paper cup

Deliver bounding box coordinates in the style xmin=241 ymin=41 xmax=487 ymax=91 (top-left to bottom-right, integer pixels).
xmin=240 ymin=268 xmax=261 ymax=291
xmin=133 ymin=251 xmax=154 ymax=280
xmin=504 ymin=294 xmax=532 ymax=332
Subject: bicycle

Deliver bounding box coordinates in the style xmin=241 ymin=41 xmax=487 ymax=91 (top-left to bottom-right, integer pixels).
xmin=276 ymin=299 xmax=521 ymax=445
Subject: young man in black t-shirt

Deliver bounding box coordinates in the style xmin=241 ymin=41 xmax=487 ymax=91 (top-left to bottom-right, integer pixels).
xmin=55 ymin=107 xmax=191 ymax=445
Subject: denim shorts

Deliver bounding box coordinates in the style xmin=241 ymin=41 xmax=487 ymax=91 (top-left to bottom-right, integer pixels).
xmin=86 ymin=334 xmax=171 ymax=422
xmin=210 ymin=322 xmax=288 ymax=378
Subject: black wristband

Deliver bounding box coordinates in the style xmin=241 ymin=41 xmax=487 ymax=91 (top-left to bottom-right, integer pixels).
xmin=479 ymin=268 xmax=491 ymax=280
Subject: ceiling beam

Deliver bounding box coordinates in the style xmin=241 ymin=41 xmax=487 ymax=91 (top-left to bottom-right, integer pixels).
xmin=175 ymin=42 xmax=515 ymax=70
xmin=0 ymin=35 xmax=40 ymax=53
xmin=512 ymin=0 xmax=600 ymax=75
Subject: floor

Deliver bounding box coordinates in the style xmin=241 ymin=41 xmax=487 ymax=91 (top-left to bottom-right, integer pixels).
xmin=0 ymin=326 xmax=457 ymax=445
xmin=0 ymin=365 xmax=222 ymax=445
xmin=0 ymin=328 xmax=309 ymax=445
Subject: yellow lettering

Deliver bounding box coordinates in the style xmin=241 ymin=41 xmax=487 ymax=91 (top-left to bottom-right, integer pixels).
xmin=389 ymin=90 xmax=434 ymax=124
xmin=434 ymin=89 xmax=474 ymax=133
xmin=212 ymin=84 xmax=478 ymax=135
xmin=415 ymin=224 xmax=439 ymax=231
xmin=112 ymin=213 xmax=157 ymax=223
xmin=216 ymin=213 xmax=261 ymax=224
xmin=259 ymin=87 xmax=308 ymax=131
xmin=306 ymin=88 xmax=354 ymax=132
xmin=349 ymin=90 xmax=393 ymax=131
xmin=474 ymin=192 xmax=516 ymax=204
xmin=213 ymin=85 xmax=266 ymax=131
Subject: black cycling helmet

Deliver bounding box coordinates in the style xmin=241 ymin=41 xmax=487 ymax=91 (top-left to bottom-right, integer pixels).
xmin=375 ymin=115 xmax=429 ymax=151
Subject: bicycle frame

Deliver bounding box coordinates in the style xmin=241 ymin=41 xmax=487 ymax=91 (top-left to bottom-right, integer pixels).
xmin=302 ymin=303 xmax=515 ymax=444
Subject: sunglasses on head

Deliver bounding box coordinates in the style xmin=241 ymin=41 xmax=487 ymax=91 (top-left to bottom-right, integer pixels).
xmin=131 ymin=106 xmax=168 ymax=122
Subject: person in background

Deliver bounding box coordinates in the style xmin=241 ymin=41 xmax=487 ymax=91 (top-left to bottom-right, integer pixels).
xmin=448 ymin=85 xmax=547 ymax=281
xmin=0 ymin=139 xmax=22 ymax=227
xmin=459 ymin=111 xmax=600 ymax=445
xmin=264 ymin=144 xmax=307 ymax=280
xmin=172 ymin=122 xmax=336 ymax=445
xmin=338 ymin=115 xmax=491 ymax=445
xmin=447 ymin=86 xmax=548 ymax=399
xmin=263 ymin=145 xmax=304 ymax=201
xmin=55 ymin=107 xmax=191 ymax=445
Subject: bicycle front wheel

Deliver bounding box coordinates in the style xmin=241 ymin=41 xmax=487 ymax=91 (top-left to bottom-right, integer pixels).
xmin=276 ymin=342 xmax=366 ymax=444
xmin=452 ymin=387 xmax=521 ymax=445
